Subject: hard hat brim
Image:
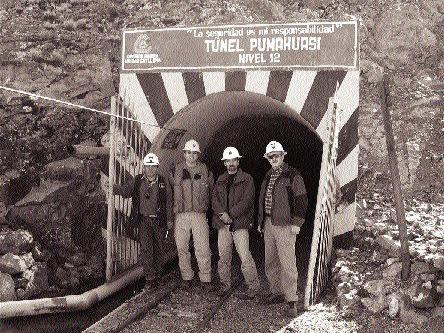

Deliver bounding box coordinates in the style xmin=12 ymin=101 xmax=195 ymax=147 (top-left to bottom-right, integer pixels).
xmin=221 ymin=155 xmax=242 ymax=161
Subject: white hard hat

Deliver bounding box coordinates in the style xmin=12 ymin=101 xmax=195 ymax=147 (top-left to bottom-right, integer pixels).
xmin=143 ymin=153 xmax=159 ymax=166
xmin=221 ymin=147 xmax=242 ymax=160
xmin=183 ymin=139 xmax=201 ymax=153
xmin=264 ymin=141 xmax=286 ymax=157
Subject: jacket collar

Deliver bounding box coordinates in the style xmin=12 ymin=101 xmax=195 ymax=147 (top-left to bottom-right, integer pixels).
xmin=218 ymin=168 xmax=247 ymax=184
xmin=265 ymin=162 xmax=290 ymax=178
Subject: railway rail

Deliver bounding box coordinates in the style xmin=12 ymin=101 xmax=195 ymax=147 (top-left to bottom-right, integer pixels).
xmin=83 ymin=268 xmax=244 ymax=333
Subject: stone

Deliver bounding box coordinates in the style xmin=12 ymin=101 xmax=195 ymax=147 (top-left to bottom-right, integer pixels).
xmin=383 ymin=262 xmax=403 ymax=280
xmin=376 ymin=235 xmax=400 ymax=256
xmin=87 ymin=255 xmax=104 ymax=279
xmin=429 ymin=314 xmax=444 ymax=333
xmin=0 ymin=229 xmax=33 ymax=255
xmin=13 ymin=276 xmax=28 ymax=289
xmin=432 ymin=307 xmax=444 ymax=317
xmin=360 ymin=59 xmax=384 ymax=84
xmin=67 ymin=252 xmax=87 ymax=267
xmin=386 ymin=257 xmax=400 ymax=266
xmin=0 ymin=272 xmax=17 ymax=301
xmin=411 ymin=261 xmax=433 ymax=275
xmin=388 ymin=295 xmax=399 ymax=318
xmin=78 ymin=265 xmax=93 ymax=280
xmin=14 ymin=179 xmax=71 ymax=206
xmin=364 ymin=279 xmax=394 ymax=297
xmin=22 ymin=262 xmax=49 ymax=299
xmin=32 ymin=241 xmax=50 ymax=262
xmin=433 ymin=256 xmax=444 ymax=271
xmin=55 ymin=266 xmax=70 ymax=288
xmin=0 ymin=252 xmax=34 ymax=274
xmin=398 ymin=294 xmax=428 ymax=326
xmin=361 ymin=296 xmax=387 ymax=313
xmin=412 ymin=282 xmax=439 ymax=308
xmin=41 ymin=157 xmax=85 ymax=182
xmin=420 ymin=273 xmax=436 ymax=282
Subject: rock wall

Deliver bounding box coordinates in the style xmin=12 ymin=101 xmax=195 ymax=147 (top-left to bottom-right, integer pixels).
xmin=0 ymin=153 xmax=106 ymax=301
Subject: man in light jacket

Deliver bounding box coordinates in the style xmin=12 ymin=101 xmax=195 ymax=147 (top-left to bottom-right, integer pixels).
xmin=173 ymin=139 xmax=214 ymax=292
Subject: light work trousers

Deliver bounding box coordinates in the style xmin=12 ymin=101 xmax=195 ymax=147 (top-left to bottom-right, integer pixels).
xmin=217 ymin=227 xmax=259 ymax=290
xmin=174 ymin=212 xmax=211 ymax=282
xmin=264 ymin=217 xmax=298 ymax=302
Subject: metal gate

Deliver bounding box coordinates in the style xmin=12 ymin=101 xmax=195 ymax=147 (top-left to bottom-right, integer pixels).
xmin=304 ymin=88 xmax=340 ymax=307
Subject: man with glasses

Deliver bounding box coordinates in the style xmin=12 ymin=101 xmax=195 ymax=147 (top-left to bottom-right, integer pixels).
xmin=257 ymin=141 xmax=308 ymax=317
xmin=172 ymin=139 xmax=214 ymax=292
xmin=212 ymin=147 xmax=260 ymax=299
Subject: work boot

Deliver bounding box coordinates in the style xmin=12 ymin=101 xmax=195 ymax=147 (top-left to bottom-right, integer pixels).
xmin=284 ymin=301 xmax=298 ymax=317
xmin=260 ymin=293 xmax=285 ymax=305
xmin=200 ymin=281 xmax=216 ymax=293
xmin=180 ymin=279 xmax=193 ymax=290
xmin=237 ymin=288 xmax=257 ymax=300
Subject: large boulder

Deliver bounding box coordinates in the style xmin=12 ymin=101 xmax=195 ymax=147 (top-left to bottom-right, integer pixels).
xmin=364 ymin=279 xmax=395 ymax=297
xmin=0 ymin=229 xmax=33 ymax=255
xmin=0 ymin=252 xmax=34 ymax=275
xmin=21 ymin=262 xmax=49 ymax=299
xmin=412 ymin=281 xmax=440 ymax=308
xmin=398 ymin=294 xmax=429 ymax=326
xmin=0 ymin=272 xmax=17 ymax=301
xmin=41 ymin=157 xmax=101 ymax=193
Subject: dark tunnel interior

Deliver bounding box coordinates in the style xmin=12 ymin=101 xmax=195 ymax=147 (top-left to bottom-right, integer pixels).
xmin=153 ymin=91 xmax=323 ymax=293
xmin=202 ymin=114 xmax=322 ymax=291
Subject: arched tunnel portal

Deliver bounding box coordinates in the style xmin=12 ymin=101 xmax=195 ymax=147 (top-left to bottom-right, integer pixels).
xmin=151 ymin=91 xmax=323 ymax=291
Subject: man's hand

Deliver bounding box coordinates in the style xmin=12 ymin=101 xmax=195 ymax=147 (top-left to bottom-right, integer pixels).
xmin=219 ymin=212 xmax=231 ymax=224
xmin=257 ymin=226 xmax=263 ymax=237
xmin=290 ymin=225 xmax=300 ymax=235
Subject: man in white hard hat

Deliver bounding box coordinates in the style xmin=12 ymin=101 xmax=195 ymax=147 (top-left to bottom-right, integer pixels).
xmin=212 ymin=147 xmax=260 ymax=299
xmin=257 ymin=141 xmax=308 ymax=317
xmin=113 ymin=153 xmax=172 ymax=289
xmin=172 ymin=139 xmax=214 ymax=292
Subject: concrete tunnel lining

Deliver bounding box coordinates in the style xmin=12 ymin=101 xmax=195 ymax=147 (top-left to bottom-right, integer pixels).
xmin=151 ymin=91 xmax=323 ymax=291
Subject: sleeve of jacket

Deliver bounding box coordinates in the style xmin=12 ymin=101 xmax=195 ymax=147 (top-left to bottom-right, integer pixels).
xmin=165 ymin=174 xmax=173 ymax=222
xmin=211 ymin=179 xmax=225 ymax=215
xmin=257 ymin=178 xmax=267 ymax=229
xmin=208 ymin=170 xmax=215 ymax=194
xmin=291 ymin=172 xmax=308 ymax=227
xmin=229 ymin=174 xmax=255 ymax=219
xmin=113 ymin=177 xmax=135 ymax=198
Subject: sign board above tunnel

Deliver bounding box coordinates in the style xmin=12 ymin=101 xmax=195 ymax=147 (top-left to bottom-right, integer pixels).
xmin=121 ymin=21 xmax=358 ymax=72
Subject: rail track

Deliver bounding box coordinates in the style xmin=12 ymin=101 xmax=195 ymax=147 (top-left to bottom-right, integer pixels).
xmin=83 ymin=267 xmax=245 ymax=333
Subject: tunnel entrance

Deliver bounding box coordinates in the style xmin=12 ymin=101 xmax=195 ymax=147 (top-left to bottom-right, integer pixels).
xmin=152 ymin=91 xmax=323 ymax=292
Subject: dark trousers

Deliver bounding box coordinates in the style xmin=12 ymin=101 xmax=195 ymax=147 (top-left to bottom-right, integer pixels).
xmin=139 ymin=216 xmax=165 ymax=281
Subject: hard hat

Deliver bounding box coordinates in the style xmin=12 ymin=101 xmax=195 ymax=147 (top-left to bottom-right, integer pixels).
xmin=264 ymin=141 xmax=286 ymax=157
xmin=143 ymin=153 xmax=159 ymax=166
xmin=221 ymin=147 xmax=242 ymax=160
xmin=183 ymin=139 xmax=201 ymax=153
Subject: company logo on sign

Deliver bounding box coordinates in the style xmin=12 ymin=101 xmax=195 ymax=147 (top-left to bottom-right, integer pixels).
xmin=134 ymin=34 xmax=153 ymax=53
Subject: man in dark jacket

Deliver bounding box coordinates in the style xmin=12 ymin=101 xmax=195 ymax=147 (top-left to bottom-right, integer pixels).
xmin=113 ymin=153 xmax=172 ymax=289
xmin=212 ymin=147 xmax=259 ymax=298
xmin=257 ymin=141 xmax=308 ymax=317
